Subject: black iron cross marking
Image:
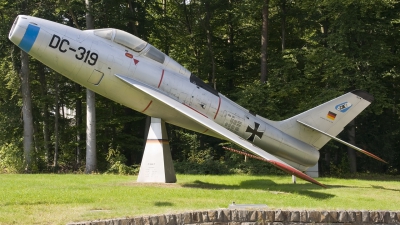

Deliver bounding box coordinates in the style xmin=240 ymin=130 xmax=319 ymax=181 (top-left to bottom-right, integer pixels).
xmin=246 ymin=122 xmax=264 ymax=142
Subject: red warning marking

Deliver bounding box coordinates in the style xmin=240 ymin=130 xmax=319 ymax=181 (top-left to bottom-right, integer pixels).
xmin=125 ymin=53 xmax=133 ymax=58
xmin=146 ymin=139 xmax=169 ymax=144
xmin=141 ymin=100 xmax=153 ymax=113
xmin=202 ymin=129 xmax=209 ymax=134
xmin=183 ymin=104 xmax=208 ymax=118
xmin=133 ymin=58 xmax=139 ymax=65
xmin=213 ymin=96 xmax=221 ymax=120
xmin=158 ymin=70 xmax=165 ymax=88
xmin=360 ymin=149 xmax=387 ymax=163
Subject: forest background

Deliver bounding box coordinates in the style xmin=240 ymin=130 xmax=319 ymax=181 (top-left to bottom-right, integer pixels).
xmin=0 ymin=0 xmax=399 ymax=177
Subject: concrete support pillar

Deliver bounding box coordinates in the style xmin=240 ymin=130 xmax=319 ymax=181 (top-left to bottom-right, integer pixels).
xmin=137 ymin=117 xmax=176 ymax=183
xmin=305 ymin=162 xmax=319 ymax=178
xmin=293 ymin=162 xmax=319 ymax=184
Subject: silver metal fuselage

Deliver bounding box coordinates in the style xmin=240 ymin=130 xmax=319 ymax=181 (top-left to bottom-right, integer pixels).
xmin=9 ymin=16 xmax=319 ymax=171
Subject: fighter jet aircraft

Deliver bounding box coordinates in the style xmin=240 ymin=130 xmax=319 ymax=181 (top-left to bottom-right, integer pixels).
xmin=9 ymin=15 xmax=386 ymax=187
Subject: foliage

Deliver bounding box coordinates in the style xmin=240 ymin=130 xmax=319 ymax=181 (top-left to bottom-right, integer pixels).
xmin=0 ymin=0 xmax=400 ymax=176
xmin=174 ymin=140 xmax=287 ymax=175
xmin=0 ymin=143 xmax=24 ymax=173
xmin=174 ymin=148 xmax=228 ymax=174
xmin=105 ymin=149 xmax=140 ymax=175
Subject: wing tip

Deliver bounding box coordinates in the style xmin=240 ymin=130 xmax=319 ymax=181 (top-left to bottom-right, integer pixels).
xmin=351 ymin=90 xmax=374 ymax=102
xmin=360 ymin=149 xmax=387 ymax=164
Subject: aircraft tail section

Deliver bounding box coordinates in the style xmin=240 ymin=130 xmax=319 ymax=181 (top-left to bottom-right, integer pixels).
xmin=269 ymin=90 xmax=374 ymax=150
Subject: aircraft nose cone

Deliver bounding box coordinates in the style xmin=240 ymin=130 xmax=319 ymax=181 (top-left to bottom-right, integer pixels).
xmin=9 ymin=16 xmax=24 ymax=44
xmin=9 ymin=15 xmax=40 ymax=53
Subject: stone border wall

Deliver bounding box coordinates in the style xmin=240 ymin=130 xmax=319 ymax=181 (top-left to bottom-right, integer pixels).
xmin=67 ymin=209 xmax=400 ymax=225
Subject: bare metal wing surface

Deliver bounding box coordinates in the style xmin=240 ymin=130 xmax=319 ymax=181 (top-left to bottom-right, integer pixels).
xmin=115 ymin=74 xmax=326 ymax=188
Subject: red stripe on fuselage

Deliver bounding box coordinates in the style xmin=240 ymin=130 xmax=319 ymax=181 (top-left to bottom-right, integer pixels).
xmin=183 ymin=104 xmax=208 ymax=118
xmin=158 ymin=70 xmax=165 ymax=88
xmin=213 ymin=96 xmax=221 ymax=120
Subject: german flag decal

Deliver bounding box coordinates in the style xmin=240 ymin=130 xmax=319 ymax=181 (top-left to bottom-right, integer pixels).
xmin=327 ymin=111 xmax=337 ymax=120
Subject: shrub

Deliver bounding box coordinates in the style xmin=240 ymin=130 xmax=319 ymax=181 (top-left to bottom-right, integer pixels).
xmin=0 ymin=143 xmax=24 ymax=173
xmin=105 ymin=149 xmax=139 ymax=175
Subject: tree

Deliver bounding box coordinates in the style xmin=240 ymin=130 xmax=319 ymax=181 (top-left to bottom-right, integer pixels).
xmin=0 ymin=0 xmax=399 ymax=176
xmin=85 ymin=0 xmax=97 ymax=173
xmin=203 ymin=0 xmax=216 ymax=89
xmin=20 ymin=50 xmax=34 ymax=172
xmin=260 ymin=0 xmax=269 ymax=83
xmin=53 ymin=74 xmax=60 ymax=171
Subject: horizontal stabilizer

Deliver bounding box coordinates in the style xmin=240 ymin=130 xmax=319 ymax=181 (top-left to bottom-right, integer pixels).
xmin=297 ymin=120 xmax=387 ymax=163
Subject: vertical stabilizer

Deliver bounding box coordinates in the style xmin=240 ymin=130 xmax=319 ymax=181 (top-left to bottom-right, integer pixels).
xmin=271 ymin=90 xmax=373 ymax=150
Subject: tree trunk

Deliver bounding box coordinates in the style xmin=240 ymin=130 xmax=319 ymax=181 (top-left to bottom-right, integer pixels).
xmin=227 ymin=0 xmax=235 ymax=90
xmin=38 ymin=64 xmax=50 ymax=165
xmin=53 ymin=74 xmax=60 ymax=171
xmin=20 ymin=50 xmax=34 ymax=172
xmin=128 ymin=0 xmax=139 ymax=36
xmin=281 ymin=0 xmax=286 ymax=52
xmin=68 ymin=1 xmax=83 ymax=170
xmin=183 ymin=1 xmax=193 ymax=35
xmin=324 ymin=151 xmax=331 ymax=175
xmin=85 ymin=0 xmax=97 ymax=173
xmin=260 ymin=0 xmax=269 ymax=83
xmin=183 ymin=1 xmax=200 ymax=75
xmin=204 ymin=1 xmax=216 ymax=89
xmin=75 ymin=84 xmax=82 ymax=168
xmin=347 ymin=119 xmax=357 ymax=173
xmin=163 ymin=0 xmax=169 ymax=55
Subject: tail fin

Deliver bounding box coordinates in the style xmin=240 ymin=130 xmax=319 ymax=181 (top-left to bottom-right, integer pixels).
xmin=269 ymin=90 xmax=373 ymax=150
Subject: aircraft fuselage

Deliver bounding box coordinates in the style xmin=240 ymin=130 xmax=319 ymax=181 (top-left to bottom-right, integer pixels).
xmin=9 ymin=15 xmax=319 ymax=171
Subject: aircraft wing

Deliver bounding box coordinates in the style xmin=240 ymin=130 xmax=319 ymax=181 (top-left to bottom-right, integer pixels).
xmin=115 ymin=74 xmax=326 ymax=188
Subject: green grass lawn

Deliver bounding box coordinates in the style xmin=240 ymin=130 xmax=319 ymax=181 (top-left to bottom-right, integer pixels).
xmin=0 ymin=174 xmax=399 ymax=225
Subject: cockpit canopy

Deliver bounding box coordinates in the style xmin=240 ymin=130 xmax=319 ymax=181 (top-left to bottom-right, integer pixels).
xmin=94 ymin=28 xmax=148 ymax=52
xmin=94 ymin=28 xmax=165 ymax=64
xmin=93 ymin=28 xmax=193 ymax=77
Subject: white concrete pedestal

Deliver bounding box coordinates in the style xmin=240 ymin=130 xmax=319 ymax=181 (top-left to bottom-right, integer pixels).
xmin=137 ymin=118 xmax=176 ymax=183
xmin=292 ymin=163 xmax=319 ymax=184
xmin=305 ymin=162 xmax=319 ymax=178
